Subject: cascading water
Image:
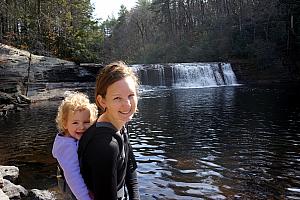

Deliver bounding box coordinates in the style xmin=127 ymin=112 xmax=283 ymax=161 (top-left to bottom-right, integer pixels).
xmin=131 ymin=62 xmax=238 ymax=88
xmin=131 ymin=64 xmax=166 ymax=86
xmin=221 ymin=63 xmax=238 ymax=85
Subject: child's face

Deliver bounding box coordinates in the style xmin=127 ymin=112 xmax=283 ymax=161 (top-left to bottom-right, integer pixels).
xmin=64 ymin=109 xmax=91 ymax=140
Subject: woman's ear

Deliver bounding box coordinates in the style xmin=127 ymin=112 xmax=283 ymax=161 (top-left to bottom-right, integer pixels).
xmin=96 ymin=95 xmax=106 ymax=109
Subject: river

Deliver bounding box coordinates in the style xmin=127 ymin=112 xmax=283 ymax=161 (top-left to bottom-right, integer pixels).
xmin=1 ymin=83 xmax=300 ymax=199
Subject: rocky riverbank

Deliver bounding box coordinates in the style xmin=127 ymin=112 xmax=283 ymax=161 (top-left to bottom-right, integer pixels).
xmin=0 ymin=43 xmax=100 ymax=116
xmin=0 ymin=44 xmax=99 ymax=199
xmin=0 ymin=165 xmax=57 ymax=200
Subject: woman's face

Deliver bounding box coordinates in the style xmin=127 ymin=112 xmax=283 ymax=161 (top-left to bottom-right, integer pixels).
xmin=97 ymin=76 xmax=138 ymax=129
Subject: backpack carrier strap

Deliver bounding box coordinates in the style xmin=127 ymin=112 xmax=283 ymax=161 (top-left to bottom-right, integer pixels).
xmin=56 ymin=165 xmax=77 ymax=199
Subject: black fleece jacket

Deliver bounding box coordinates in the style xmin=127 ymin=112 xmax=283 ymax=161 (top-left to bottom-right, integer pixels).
xmin=78 ymin=122 xmax=140 ymax=200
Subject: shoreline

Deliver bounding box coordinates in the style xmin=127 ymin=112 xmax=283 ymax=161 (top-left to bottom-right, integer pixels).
xmin=0 ymin=165 xmax=59 ymax=200
xmin=27 ymin=82 xmax=95 ymax=103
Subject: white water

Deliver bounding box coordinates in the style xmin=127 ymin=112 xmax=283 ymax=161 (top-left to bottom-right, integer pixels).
xmin=131 ymin=62 xmax=238 ymax=88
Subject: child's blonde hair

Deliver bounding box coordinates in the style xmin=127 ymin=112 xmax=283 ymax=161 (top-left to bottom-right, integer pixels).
xmin=56 ymin=91 xmax=98 ymax=134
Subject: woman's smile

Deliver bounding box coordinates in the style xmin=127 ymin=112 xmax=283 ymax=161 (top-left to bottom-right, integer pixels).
xmin=119 ymin=109 xmax=132 ymax=115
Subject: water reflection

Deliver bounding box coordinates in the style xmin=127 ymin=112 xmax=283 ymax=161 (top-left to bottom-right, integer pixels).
xmin=0 ymin=101 xmax=58 ymax=188
xmin=131 ymin=85 xmax=300 ymax=199
xmin=0 ymin=85 xmax=300 ymax=199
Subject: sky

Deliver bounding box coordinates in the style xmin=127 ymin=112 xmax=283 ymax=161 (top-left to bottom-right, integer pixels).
xmin=90 ymin=0 xmax=137 ymax=21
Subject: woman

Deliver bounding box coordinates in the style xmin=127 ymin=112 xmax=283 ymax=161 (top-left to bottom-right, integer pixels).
xmin=78 ymin=61 xmax=140 ymax=200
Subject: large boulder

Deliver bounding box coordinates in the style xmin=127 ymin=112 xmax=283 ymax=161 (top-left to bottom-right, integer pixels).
xmin=0 ymin=166 xmax=19 ymax=183
xmin=0 ymin=166 xmax=60 ymax=200
xmin=0 ymin=92 xmax=16 ymax=104
xmin=1 ymin=43 xmax=99 ymax=115
xmin=0 ymin=189 xmax=9 ymax=200
xmin=2 ymin=179 xmax=28 ymax=199
xmin=0 ymin=175 xmax=4 ymax=188
xmin=26 ymin=189 xmax=56 ymax=200
xmin=0 ymin=43 xmax=95 ymax=83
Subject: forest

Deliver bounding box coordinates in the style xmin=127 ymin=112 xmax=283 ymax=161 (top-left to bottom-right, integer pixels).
xmin=0 ymin=0 xmax=299 ymax=76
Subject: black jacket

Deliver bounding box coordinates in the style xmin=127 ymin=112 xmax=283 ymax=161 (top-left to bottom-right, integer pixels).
xmin=78 ymin=122 xmax=140 ymax=200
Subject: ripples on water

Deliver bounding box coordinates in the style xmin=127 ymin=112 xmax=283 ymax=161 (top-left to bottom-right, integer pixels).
xmin=0 ymin=101 xmax=59 ymax=189
xmin=0 ymin=84 xmax=300 ymax=199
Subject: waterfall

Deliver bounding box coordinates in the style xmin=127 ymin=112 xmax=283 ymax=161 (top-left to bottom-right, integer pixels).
xmin=131 ymin=62 xmax=237 ymax=88
xmin=131 ymin=64 xmax=166 ymax=86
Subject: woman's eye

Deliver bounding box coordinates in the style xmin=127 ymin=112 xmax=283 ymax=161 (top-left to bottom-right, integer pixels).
xmin=129 ymin=94 xmax=135 ymax=99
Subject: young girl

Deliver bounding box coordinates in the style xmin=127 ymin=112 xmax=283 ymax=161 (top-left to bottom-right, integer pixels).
xmin=52 ymin=91 xmax=98 ymax=200
xmin=78 ymin=61 xmax=140 ymax=200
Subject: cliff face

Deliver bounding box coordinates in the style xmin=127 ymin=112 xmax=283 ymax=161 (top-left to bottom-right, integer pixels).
xmin=0 ymin=43 xmax=100 ymax=116
xmin=0 ymin=43 xmax=97 ymax=84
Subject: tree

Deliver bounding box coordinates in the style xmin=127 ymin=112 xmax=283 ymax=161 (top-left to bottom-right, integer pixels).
xmin=0 ymin=0 xmax=105 ymax=63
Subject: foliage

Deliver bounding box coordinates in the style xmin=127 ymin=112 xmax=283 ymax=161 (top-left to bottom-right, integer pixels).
xmin=103 ymin=0 xmax=299 ymax=77
xmin=0 ymin=0 xmax=105 ymax=63
xmin=1 ymin=0 xmax=299 ymax=76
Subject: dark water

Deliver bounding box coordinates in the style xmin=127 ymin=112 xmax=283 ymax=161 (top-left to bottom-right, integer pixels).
xmin=1 ymin=84 xmax=300 ymax=199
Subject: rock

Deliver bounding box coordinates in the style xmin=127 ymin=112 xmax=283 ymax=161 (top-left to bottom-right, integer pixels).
xmin=0 ymin=189 xmax=9 ymax=200
xmin=0 ymin=91 xmax=30 ymax=117
xmin=2 ymin=179 xmax=28 ymax=199
xmin=0 ymin=175 xmax=4 ymax=188
xmin=1 ymin=43 xmax=101 ymax=116
xmin=0 ymin=92 xmax=16 ymax=104
xmin=0 ymin=43 xmax=95 ymax=83
xmin=0 ymin=166 xmax=19 ymax=183
xmin=0 ymin=105 xmax=14 ymax=117
xmin=0 ymin=167 xmax=58 ymax=200
xmin=0 ymin=82 xmax=23 ymax=94
xmin=18 ymin=94 xmax=31 ymax=104
xmin=27 ymin=189 xmax=56 ymax=200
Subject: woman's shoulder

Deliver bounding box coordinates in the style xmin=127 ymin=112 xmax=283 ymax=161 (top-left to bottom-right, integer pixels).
xmin=89 ymin=128 xmax=120 ymax=147
xmin=80 ymin=130 xmax=120 ymax=160
xmin=79 ymin=123 xmax=119 ymax=149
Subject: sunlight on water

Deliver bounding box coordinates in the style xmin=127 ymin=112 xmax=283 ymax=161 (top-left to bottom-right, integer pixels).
xmin=0 ymin=84 xmax=300 ymax=199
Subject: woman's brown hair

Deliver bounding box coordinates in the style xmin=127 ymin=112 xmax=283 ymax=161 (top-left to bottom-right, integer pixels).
xmin=95 ymin=61 xmax=139 ymax=113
